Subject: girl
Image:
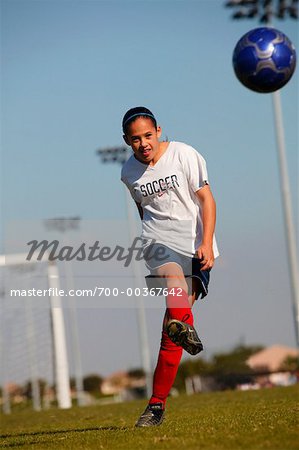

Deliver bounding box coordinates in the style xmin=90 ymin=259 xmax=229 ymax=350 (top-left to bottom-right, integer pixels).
xmin=121 ymin=106 xmax=219 ymax=427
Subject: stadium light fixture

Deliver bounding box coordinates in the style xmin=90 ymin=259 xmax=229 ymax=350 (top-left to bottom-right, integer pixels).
xmin=225 ymin=0 xmax=298 ymax=19
xmin=44 ymin=216 xmax=81 ymax=233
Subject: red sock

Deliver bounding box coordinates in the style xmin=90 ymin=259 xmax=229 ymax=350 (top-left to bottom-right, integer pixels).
xmin=149 ymin=289 xmax=193 ymax=408
xmin=166 ymin=287 xmax=193 ymax=325
xmin=149 ymin=330 xmax=183 ymax=408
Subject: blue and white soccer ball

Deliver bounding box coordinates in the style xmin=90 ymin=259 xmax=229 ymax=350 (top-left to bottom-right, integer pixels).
xmin=233 ymin=27 xmax=296 ymax=93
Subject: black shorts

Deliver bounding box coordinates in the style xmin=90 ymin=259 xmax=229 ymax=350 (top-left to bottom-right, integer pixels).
xmin=143 ymin=243 xmax=211 ymax=299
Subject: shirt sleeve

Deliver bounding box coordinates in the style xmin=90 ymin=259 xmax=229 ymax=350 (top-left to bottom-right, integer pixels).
xmin=121 ymin=173 xmax=139 ymax=202
xmin=182 ymin=145 xmax=209 ymax=192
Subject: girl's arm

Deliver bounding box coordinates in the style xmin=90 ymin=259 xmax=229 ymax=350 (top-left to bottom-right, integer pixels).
xmin=195 ymin=184 xmax=216 ymax=271
xmin=135 ymin=202 xmax=143 ymax=220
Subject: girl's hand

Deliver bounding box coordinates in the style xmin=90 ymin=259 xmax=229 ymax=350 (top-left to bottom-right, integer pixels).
xmin=196 ymin=244 xmax=214 ymax=271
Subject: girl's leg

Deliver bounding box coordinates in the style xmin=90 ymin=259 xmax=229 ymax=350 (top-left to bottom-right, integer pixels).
xmin=155 ymin=262 xmax=194 ymax=325
xmin=149 ymin=309 xmax=183 ymax=407
xmin=146 ymin=268 xmax=204 ymax=408
xmin=149 ymin=266 xmax=203 ymax=407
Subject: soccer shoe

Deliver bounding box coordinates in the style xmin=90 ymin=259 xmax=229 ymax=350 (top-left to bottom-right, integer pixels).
xmin=166 ymin=319 xmax=203 ymax=355
xmin=135 ymin=403 xmax=165 ymax=427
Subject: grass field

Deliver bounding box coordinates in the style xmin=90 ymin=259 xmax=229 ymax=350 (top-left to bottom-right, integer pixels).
xmin=1 ymin=385 xmax=298 ymax=450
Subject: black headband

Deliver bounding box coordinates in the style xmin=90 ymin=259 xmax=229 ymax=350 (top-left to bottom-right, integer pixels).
xmin=123 ymin=112 xmax=156 ymax=128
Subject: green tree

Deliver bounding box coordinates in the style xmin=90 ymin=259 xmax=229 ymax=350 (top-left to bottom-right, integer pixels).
xmin=174 ymin=345 xmax=265 ymax=392
xmin=174 ymin=358 xmax=212 ymax=391
xmin=69 ymin=377 xmax=76 ymax=390
xmin=83 ymin=374 xmax=103 ymax=393
xmin=210 ymin=345 xmax=264 ymax=389
xmin=280 ymin=355 xmax=299 ymax=372
xmin=23 ymin=379 xmax=47 ymax=399
xmin=127 ymin=368 xmax=145 ymax=379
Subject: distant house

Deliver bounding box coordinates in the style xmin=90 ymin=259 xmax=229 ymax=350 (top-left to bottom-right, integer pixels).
xmin=246 ymin=345 xmax=299 ymax=372
xmin=243 ymin=345 xmax=299 ymax=388
xmin=101 ymin=371 xmax=146 ymax=396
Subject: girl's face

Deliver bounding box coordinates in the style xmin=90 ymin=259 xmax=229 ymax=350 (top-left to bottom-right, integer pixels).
xmin=124 ymin=117 xmax=162 ymax=164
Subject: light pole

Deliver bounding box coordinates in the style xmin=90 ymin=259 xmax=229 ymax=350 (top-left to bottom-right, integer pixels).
xmin=96 ymin=146 xmax=152 ymax=398
xmin=0 ymin=287 xmax=11 ymax=414
xmin=47 ymin=261 xmax=72 ymax=408
xmin=225 ymin=0 xmax=299 ymax=346
xmin=22 ymin=264 xmax=42 ymax=411
xmin=44 ymin=217 xmax=85 ymax=405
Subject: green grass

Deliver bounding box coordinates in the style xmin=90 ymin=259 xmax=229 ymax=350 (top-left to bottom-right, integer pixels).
xmin=1 ymin=386 xmax=298 ymax=449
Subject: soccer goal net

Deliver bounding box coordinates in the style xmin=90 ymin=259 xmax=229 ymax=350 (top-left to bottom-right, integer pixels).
xmin=0 ymin=254 xmax=71 ymax=413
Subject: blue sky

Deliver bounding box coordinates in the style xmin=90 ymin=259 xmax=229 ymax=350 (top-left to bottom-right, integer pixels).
xmin=1 ymin=0 xmax=298 ymax=379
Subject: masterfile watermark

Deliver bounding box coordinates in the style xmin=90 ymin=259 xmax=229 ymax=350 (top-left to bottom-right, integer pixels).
xmin=26 ymin=237 xmax=168 ymax=267
xmin=10 ymin=286 xmax=181 ymax=298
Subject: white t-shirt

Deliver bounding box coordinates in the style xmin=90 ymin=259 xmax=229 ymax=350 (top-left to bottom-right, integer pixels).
xmin=121 ymin=141 xmax=219 ymax=258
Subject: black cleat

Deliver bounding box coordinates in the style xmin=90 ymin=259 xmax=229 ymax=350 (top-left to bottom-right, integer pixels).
xmin=135 ymin=402 xmax=165 ymax=427
xmin=166 ymin=319 xmax=203 ymax=355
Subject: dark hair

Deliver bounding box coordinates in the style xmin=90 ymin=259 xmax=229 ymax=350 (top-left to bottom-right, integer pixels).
xmin=122 ymin=106 xmax=157 ymax=134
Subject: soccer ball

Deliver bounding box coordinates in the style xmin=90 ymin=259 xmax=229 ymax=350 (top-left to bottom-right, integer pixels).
xmin=232 ymin=27 xmax=296 ymax=93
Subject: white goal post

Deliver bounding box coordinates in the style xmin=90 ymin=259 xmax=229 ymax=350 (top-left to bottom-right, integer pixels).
xmin=0 ymin=254 xmax=71 ymax=410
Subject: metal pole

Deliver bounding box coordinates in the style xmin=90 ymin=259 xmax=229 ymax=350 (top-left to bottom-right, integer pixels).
xmin=48 ymin=261 xmax=71 ymax=409
xmin=64 ymin=261 xmax=85 ymax=406
xmin=2 ymin=384 xmax=11 ymax=414
xmin=124 ymin=188 xmax=152 ymax=398
xmin=0 ymin=288 xmax=11 ymax=414
xmin=271 ymin=90 xmax=299 ymax=346
xmin=224 ymin=0 xmax=299 ymax=347
xmin=44 ymin=218 xmax=84 ymax=406
xmin=96 ymin=147 xmax=152 ymax=398
xmin=25 ymin=290 xmax=41 ymax=411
